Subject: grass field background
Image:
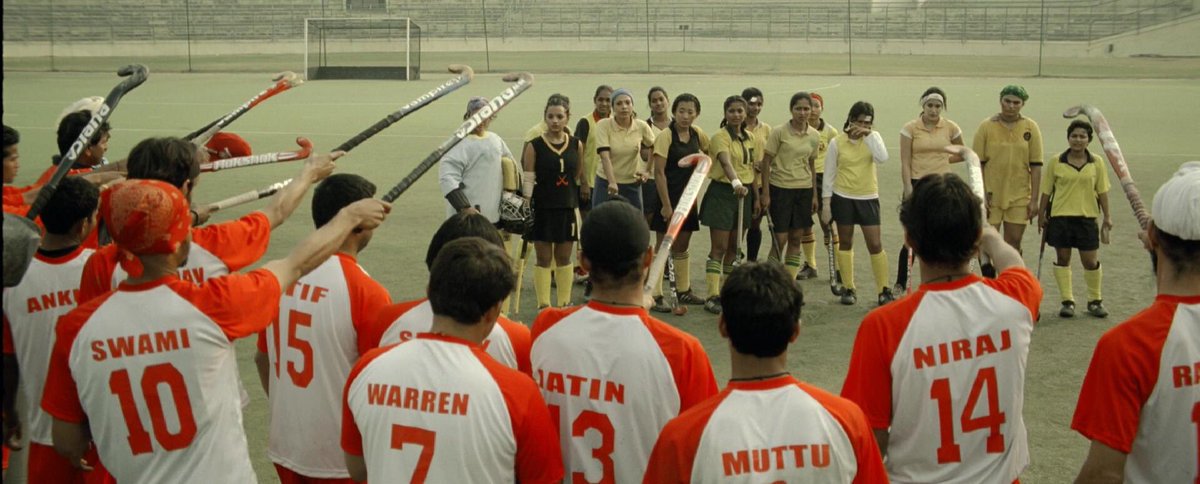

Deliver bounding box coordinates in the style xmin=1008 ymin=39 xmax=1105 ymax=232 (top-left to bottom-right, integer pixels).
xmin=3 ymin=66 xmax=1197 ymax=483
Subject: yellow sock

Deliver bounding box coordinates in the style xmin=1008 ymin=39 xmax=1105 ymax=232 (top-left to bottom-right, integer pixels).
xmin=554 ymin=265 xmax=574 ymax=306
xmin=674 ymin=252 xmax=692 ymax=293
xmin=870 ymin=250 xmax=890 ymax=294
xmin=837 ymin=250 xmax=855 ymax=290
xmin=802 ymin=239 xmax=817 ymax=268
xmin=706 ymin=258 xmax=722 ymax=297
xmin=1084 ymin=264 xmax=1102 ymax=302
xmin=534 ymin=265 xmax=552 ymax=308
xmin=784 ymin=254 xmax=803 ymax=279
xmin=1054 ymin=264 xmax=1074 ymax=302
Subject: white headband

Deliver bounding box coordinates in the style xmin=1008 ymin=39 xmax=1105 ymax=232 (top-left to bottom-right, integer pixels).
xmin=920 ymin=93 xmax=945 ymax=107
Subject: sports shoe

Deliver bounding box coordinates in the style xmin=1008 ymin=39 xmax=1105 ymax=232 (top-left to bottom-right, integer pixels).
xmin=796 ymin=263 xmax=818 ymax=280
xmin=878 ymin=287 xmax=896 ymax=306
xmin=893 ymin=282 xmax=907 ymax=296
xmin=1059 ymin=301 xmax=1076 ymax=318
xmin=703 ymin=296 xmax=722 ymax=314
xmin=840 ymin=288 xmax=857 ymax=305
xmin=573 ymin=266 xmax=589 ymax=285
xmin=1087 ymin=300 xmax=1108 ymax=318
xmin=650 ymin=296 xmax=673 ymax=314
xmin=677 ymin=290 xmax=706 ymax=305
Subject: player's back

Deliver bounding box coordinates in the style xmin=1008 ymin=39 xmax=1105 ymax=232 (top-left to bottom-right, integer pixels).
xmin=847 ymin=269 xmax=1040 ymax=484
xmin=531 ymin=301 xmax=718 ymax=483
xmin=342 ymin=334 xmax=561 ymax=483
xmin=261 ymin=253 xmax=389 ymax=477
xmin=367 ymin=298 xmax=531 ymax=374
xmin=645 ymin=376 xmax=886 ymax=484
xmin=49 ymin=274 xmax=279 ymax=483
xmin=1073 ymin=295 xmax=1200 ymax=483
xmin=2 ymin=247 xmax=93 ymax=446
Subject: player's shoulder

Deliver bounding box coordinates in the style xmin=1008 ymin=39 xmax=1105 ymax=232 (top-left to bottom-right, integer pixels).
xmin=496 ymin=314 xmax=531 ymax=339
xmin=1098 ymin=296 xmax=1195 ymax=354
xmin=1020 ymin=116 xmax=1042 ymax=130
xmin=58 ymin=288 xmax=118 ymax=338
xmin=372 ymin=298 xmax=427 ymax=324
xmin=530 ymin=304 xmax=587 ymax=340
xmin=982 ymin=267 xmax=1042 ymax=313
xmin=795 ymin=380 xmax=868 ymax=422
xmin=641 ymin=312 xmax=704 ymax=347
xmin=191 ymin=210 xmax=269 ymax=245
xmin=944 ymin=118 xmax=963 ymax=131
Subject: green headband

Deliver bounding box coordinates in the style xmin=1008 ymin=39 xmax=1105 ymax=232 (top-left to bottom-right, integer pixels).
xmin=1000 ymin=85 xmax=1029 ymax=101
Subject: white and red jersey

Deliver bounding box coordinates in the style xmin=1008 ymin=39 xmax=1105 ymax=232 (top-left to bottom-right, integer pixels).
xmin=41 ymin=270 xmax=283 ymax=484
xmin=840 ymin=268 xmax=1042 ymax=484
xmin=2 ymin=246 xmax=94 ymax=445
xmin=77 ymin=211 xmax=271 ymax=303
xmin=341 ymin=333 xmax=563 ymax=483
xmin=1072 ymin=294 xmax=1200 ymax=483
xmin=360 ymin=298 xmax=532 ymax=375
xmin=531 ymin=301 xmax=719 ymax=483
xmin=644 ymin=375 xmax=888 ymax=484
xmin=255 ymin=252 xmax=391 ymax=478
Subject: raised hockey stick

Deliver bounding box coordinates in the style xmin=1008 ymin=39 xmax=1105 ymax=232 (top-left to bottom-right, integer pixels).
xmin=204 ymin=178 xmax=293 ymax=213
xmin=334 ymin=65 xmax=475 ymax=153
xmin=513 ymin=238 xmax=530 ymax=316
xmin=947 ymin=145 xmax=993 ymax=273
xmin=1062 ymin=104 xmax=1151 ymax=231
xmin=199 ymin=138 xmax=313 ymax=172
xmin=186 ymin=71 xmax=303 ymax=144
xmin=644 ymin=154 xmax=713 ymax=299
xmin=380 ymin=72 xmax=534 ymax=203
xmin=6 ymin=64 xmax=149 ymax=287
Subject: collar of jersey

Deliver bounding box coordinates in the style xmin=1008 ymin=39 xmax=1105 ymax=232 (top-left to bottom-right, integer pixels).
xmin=415 ymin=332 xmax=481 ymax=348
xmin=727 ymin=374 xmax=797 ymax=392
xmin=586 ymin=299 xmax=647 ymax=315
xmin=920 ymin=273 xmax=983 ymax=291
xmin=34 ymin=244 xmax=86 ymax=264
xmin=118 ymin=274 xmax=179 ymax=292
xmin=1156 ymin=293 xmax=1200 ymax=305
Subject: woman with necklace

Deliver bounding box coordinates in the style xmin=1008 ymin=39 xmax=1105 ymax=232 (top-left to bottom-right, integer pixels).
xmin=522 ymin=94 xmax=583 ymax=309
xmin=643 ymin=86 xmax=671 ymax=227
xmin=819 ymin=101 xmax=891 ymax=306
xmin=593 ymin=88 xmax=655 ymax=210
xmin=1038 ymin=120 xmax=1112 ymax=318
xmin=648 ymin=93 xmax=710 ymax=312
xmin=894 ymin=87 xmax=964 ymax=294
xmin=760 ymin=92 xmax=821 ymax=281
xmin=700 ymin=95 xmax=760 ymax=314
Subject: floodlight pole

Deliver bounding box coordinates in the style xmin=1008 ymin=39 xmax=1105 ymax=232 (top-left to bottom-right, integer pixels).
xmin=847 ymin=0 xmax=854 ymax=75
xmin=645 ymin=0 xmax=652 ymax=73
xmin=481 ymin=0 xmax=492 ymax=73
xmin=1037 ymin=0 xmax=1046 ymax=77
xmin=184 ymin=0 xmax=194 ymax=72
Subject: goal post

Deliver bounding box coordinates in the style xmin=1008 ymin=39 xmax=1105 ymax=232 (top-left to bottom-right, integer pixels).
xmin=304 ymin=17 xmax=421 ymax=80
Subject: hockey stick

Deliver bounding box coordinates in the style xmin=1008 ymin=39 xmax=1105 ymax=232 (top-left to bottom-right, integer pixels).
xmin=200 ymin=138 xmax=313 ymax=172
xmin=826 ymin=223 xmax=844 ymax=296
xmin=513 ymin=238 xmax=530 ymax=315
xmin=186 ymin=71 xmax=302 ymax=144
xmin=903 ymin=245 xmax=916 ymax=294
xmin=764 ymin=212 xmax=782 ymax=262
xmin=644 ymin=154 xmax=713 ymax=298
xmin=379 ymin=73 xmax=534 ymax=204
xmin=947 ymin=145 xmax=993 ymax=273
xmin=1036 ymin=192 xmax=1053 ymax=280
xmin=204 ymin=178 xmax=293 ymax=213
xmin=734 ymin=192 xmax=745 ymax=265
xmin=1062 ymin=105 xmax=1151 ymax=231
xmin=334 ymin=65 xmax=475 ymax=153
xmin=6 ymin=64 xmax=149 ymax=287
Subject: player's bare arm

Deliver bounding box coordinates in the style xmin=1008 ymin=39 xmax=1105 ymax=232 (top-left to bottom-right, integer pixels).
xmin=260 ymin=147 xmax=342 ymax=228
xmin=1073 ymin=440 xmax=1126 ymax=484
xmin=344 ymin=452 xmax=367 ymax=482
xmin=980 ymin=225 xmax=1023 ymax=271
xmin=262 ymin=198 xmax=389 ymax=289
xmin=50 ymin=420 xmax=93 ymax=471
xmin=2 ymin=354 xmax=20 ymax=450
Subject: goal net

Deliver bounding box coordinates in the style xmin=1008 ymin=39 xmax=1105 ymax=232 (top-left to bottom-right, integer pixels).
xmin=304 ymin=17 xmax=421 ymax=80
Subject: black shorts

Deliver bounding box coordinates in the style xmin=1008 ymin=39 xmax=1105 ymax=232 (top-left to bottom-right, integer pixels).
xmin=768 ymin=186 xmax=815 ymax=232
xmin=1046 ymin=216 xmax=1099 ymax=251
xmin=643 ymin=181 xmax=660 ymax=216
xmin=830 ymin=194 xmax=880 ymax=226
xmin=528 ymin=208 xmax=578 ymax=243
